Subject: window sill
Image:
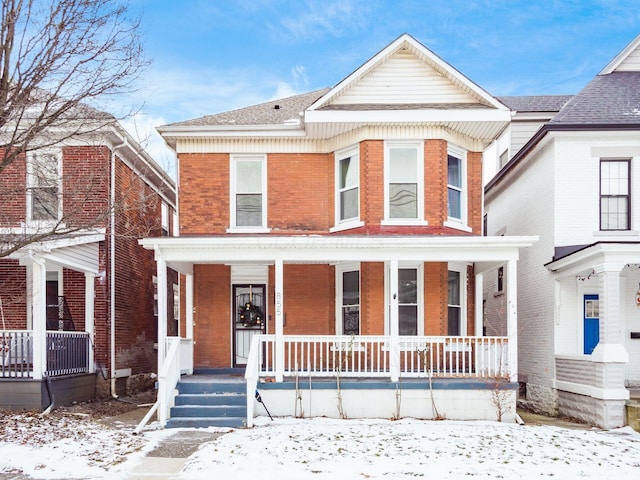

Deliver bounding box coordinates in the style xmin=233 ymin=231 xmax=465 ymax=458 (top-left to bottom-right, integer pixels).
xmin=593 ymin=230 xmax=638 ymax=237
xmin=330 ymin=220 xmax=365 ymax=233
xmin=380 ymin=219 xmax=429 ymax=227
xmin=226 ymin=227 xmax=272 ymax=234
xmin=444 ymin=220 xmax=472 ymax=233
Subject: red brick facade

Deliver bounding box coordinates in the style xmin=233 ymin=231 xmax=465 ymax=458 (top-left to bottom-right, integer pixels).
xmin=0 ymin=143 xmax=176 ymax=392
xmin=178 ymin=138 xmax=483 ymax=368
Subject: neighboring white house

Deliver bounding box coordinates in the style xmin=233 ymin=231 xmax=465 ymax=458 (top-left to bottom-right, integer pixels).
xmin=484 ymin=33 xmax=640 ymax=428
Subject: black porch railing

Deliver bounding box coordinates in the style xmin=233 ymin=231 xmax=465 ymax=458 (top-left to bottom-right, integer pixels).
xmin=0 ymin=330 xmax=91 ymax=378
xmin=46 ymin=331 xmax=90 ymax=377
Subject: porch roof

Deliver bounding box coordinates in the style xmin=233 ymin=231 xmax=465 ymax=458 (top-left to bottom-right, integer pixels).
xmin=545 ymin=241 xmax=640 ymax=279
xmin=139 ymin=234 xmax=537 ymax=275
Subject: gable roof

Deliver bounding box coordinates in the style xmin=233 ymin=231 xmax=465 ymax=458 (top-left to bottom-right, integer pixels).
xmin=600 ymin=33 xmax=640 ymax=74
xmin=549 ymin=72 xmax=640 ymax=126
xmin=158 ymin=34 xmax=511 ymax=150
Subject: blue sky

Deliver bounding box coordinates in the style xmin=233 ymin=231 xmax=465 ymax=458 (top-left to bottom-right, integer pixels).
xmin=124 ymin=0 xmax=640 ymax=174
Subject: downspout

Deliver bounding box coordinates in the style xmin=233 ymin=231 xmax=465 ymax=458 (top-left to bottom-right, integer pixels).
xmin=110 ymin=136 xmax=127 ymax=398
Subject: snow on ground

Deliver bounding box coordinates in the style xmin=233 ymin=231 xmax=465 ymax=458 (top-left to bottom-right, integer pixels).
xmin=1 ymin=411 xmax=640 ymax=479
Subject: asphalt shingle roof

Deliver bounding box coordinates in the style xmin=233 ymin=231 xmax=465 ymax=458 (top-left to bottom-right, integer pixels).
xmin=164 ymin=88 xmax=330 ymax=127
xmin=550 ymin=72 xmax=640 ymax=126
xmin=497 ymin=95 xmax=573 ymax=113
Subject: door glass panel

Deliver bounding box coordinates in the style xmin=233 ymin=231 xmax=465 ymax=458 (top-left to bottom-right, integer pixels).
xmin=448 ymin=270 xmax=461 ymax=336
xmin=398 ymin=268 xmax=418 ymax=335
xmin=342 ymin=270 xmax=360 ymax=335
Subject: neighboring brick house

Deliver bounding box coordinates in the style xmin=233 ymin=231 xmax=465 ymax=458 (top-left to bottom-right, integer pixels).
xmin=484 ymin=34 xmax=640 ymax=428
xmin=142 ymin=34 xmax=535 ymax=426
xmin=0 ymin=120 xmax=177 ymax=409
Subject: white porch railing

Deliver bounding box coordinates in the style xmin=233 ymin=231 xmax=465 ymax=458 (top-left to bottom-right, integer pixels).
xmin=135 ymin=336 xmax=194 ymax=433
xmin=1 ymin=330 xmax=33 ymax=378
xmin=252 ymin=335 xmax=509 ymax=379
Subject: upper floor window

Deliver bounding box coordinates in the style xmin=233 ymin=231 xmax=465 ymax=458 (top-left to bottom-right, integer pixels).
xmin=161 ymin=202 xmax=169 ymax=236
xmin=446 ymin=145 xmax=468 ymax=230
xmin=600 ymin=159 xmax=630 ymax=231
xmin=27 ymin=150 xmax=61 ymax=222
xmin=333 ymin=146 xmax=362 ymax=231
xmin=384 ymin=141 xmax=424 ymax=224
xmin=230 ymin=155 xmax=268 ymax=231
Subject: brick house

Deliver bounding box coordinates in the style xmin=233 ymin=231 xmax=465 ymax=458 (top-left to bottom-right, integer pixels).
xmin=0 ymin=120 xmax=177 ymax=409
xmin=483 ymin=34 xmax=640 ymax=429
xmin=141 ymin=34 xmax=535 ymax=428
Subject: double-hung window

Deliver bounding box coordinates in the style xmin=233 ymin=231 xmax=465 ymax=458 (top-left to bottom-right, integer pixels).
xmin=384 ymin=141 xmax=425 ymax=224
xmin=336 ymin=264 xmax=360 ymax=335
xmin=445 ymin=145 xmax=469 ymax=230
xmin=230 ymin=155 xmax=268 ymax=231
xmin=332 ymin=146 xmax=362 ymax=231
xmin=447 ymin=264 xmax=466 ymax=336
xmin=28 ymin=150 xmax=61 ymax=222
xmin=600 ymin=159 xmax=630 ymax=231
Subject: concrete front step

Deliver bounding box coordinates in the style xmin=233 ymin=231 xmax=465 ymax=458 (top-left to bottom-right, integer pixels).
xmin=166 ymin=416 xmax=247 ymax=429
xmin=170 ymin=404 xmax=247 ymax=418
xmin=168 ymin=376 xmax=248 ymax=429
xmin=626 ymin=400 xmax=640 ymax=432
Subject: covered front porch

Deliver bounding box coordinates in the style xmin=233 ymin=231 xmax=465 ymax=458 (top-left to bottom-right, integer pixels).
xmin=141 ymin=234 xmax=536 ymax=427
xmin=0 ymin=234 xmax=102 ymax=409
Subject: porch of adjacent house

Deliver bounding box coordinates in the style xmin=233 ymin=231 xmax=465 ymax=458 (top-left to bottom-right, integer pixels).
xmin=0 ymin=237 xmax=101 ymax=410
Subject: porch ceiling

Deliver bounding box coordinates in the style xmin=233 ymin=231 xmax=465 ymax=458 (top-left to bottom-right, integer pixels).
xmin=140 ymin=235 xmax=537 ymax=274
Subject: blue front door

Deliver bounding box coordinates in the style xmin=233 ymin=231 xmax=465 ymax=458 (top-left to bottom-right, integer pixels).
xmin=583 ymin=294 xmax=599 ymax=355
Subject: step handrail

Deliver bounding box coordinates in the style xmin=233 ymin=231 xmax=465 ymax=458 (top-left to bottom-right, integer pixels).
xmin=244 ymin=334 xmax=262 ymax=427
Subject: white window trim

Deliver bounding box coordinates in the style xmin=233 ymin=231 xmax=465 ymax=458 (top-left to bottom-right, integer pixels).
xmin=228 ymin=154 xmax=271 ymax=233
xmin=444 ymin=144 xmax=470 ymax=232
xmin=448 ymin=262 xmax=468 ymax=337
xmin=384 ymin=262 xmax=424 ymax=336
xmin=335 ymin=262 xmax=361 ymax=335
xmin=331 ymin=145 xmax=363 ymax=232
xmin=382 ymin=140 xmax=427 ymax=225
xmin=26 ymin=148 xmax=63 ymax=226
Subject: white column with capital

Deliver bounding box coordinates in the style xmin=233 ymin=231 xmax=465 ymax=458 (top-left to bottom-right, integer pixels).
xmin=506 ymin=259 xmax=518 ymax=381
xmin=31 ymin=257 xmax=47 ymax=380
xmin=85 ymin=273 xmax=95 ymax=373
xmin=274 ymin=258 xmax=284 ymax=382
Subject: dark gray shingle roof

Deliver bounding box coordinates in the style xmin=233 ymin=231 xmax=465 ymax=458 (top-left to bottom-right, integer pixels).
xmin=550 ymin=72 xmax=640 ymax=126
xmin=165 ymin=88 xmax=330 ymax=127
xmin=497 ymin=95 xmax=573 ymax=113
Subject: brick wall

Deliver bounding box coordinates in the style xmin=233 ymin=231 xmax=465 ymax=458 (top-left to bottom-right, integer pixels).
xmin=0 ymin=151 xmax=26 ymax=226
xmin=0 ymin=260 xmax=27 ymax=328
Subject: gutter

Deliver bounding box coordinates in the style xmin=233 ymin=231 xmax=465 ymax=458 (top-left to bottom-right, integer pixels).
xmin=110 ymin=136 xmax=127 ymax=398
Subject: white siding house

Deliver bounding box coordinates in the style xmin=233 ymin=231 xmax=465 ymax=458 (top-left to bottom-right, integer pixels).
xmin=484 ymin=34 xmax=640 ymax=428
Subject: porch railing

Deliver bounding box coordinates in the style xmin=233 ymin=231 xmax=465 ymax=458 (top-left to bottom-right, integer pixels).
xmin=45 ymin=331 xmax=91 ymax=377
xmin=1 ymin=330 xmax=33 ymax=378
xmin=1 ymin=330 xmax=92 ymax=378
xmin=252 ymin=335 xmax=509 ymax=380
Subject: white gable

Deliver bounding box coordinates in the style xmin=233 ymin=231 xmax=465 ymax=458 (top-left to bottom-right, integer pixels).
xmin=332 ymin=49 xmax=477 ymax=105
xmin=309 ymin=34 xmax=506 ymax=111
xmin=600 ymin=33 xmax=640 ymax=74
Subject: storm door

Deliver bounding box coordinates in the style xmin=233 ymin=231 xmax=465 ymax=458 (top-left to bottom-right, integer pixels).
xmin=233 ymin=284 xmax=266 ymax=367
xmin=583 ymin=294 xmax=599 ymax=355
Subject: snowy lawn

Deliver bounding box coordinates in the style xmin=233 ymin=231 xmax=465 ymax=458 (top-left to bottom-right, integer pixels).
xmin=1 ymin=412 xmax=639 ymax=479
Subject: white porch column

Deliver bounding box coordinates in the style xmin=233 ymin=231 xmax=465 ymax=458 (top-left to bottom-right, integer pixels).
xmin=389 ymin=260 xmax=399 ymax=382
xmin=475 ymin=272 xmax=484 ymax=337
xmin=274 ymin=258 xmax=284 ymax=382
xmin=506 ymin=259 xmax=518 ymax=381
xmin=156 ymin=251 xmax=168 ymax=372
xmin=185 ymin=273 xmax=194 ymax=341
xmin=31 ymin=257 xmax=47 ymax=380
xmin=591 ymin=263 xmax=628 ymax=363
xmin=85 ymin=273 xmax=95 ymax=374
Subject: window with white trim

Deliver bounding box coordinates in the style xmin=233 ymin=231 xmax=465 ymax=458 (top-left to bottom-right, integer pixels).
xmin=230 ymin=155 xmax=267 ymax=230
xmin=384 ymin=141 xmax=424 ymax=223
xmin=600 ymin=159 xmax=630 ymax=231
xmin=447 ymin=264 xmax=467 ymax=336
xmin=336 ymin=263 xmax=360 ymax=335
xmin=446 ymin=145 xmax=467 ymax=227
xmin=27 ymin=150 xmax=61 ymax=222
xmin=335 ymin=147 xmax=360 ymax=227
